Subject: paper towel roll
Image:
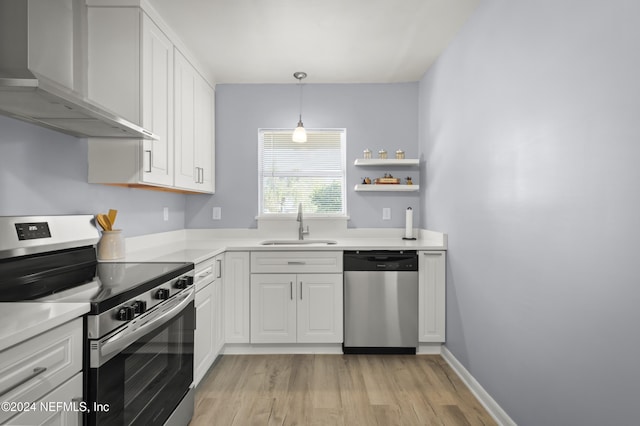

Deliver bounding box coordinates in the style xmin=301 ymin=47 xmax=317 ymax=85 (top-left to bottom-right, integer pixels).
xmin=405 ymin=207 xmax=413 ymax=239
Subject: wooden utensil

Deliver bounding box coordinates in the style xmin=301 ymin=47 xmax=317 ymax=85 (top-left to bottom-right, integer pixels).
xmin=96 ymin=214 xmax=111 ymax=231
xmin=108 ymin=209 xmax=118 ymax=226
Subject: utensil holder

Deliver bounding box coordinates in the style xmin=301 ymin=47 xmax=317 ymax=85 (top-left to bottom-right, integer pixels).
xmin=97 ymin=230 xmax=125 ymax=260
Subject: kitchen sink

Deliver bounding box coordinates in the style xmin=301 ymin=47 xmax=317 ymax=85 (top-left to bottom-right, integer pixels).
xmin=259 ymin=239 xmax=338 ymax=246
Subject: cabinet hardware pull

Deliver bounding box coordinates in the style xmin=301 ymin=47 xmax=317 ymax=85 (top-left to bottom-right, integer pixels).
xmin=216 ymin=259 xmax=222 ymax=278
xmin=422 ymin=252 xmax=443 ymax=256
xmin=144 ymin=150 xmax=152 ymax=173
xmin=0 ymin=367 xmax=47 ymax=397
xmin=287 ymin=261 xmax=306 ymax=265
xmin=197 ymin=270 xmax=212 ymax=279
xmin=290 ymin=282 xmax=293 ymax=300
xmin=300 ymin=281 xmax=302 ymax=300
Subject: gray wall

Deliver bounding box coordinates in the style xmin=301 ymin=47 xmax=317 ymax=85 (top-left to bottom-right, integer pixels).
xmin=186 ymin=83 xmax=420 ymax=229
xmin=0 ymin=116 xmax=186 ymax=237
xmin=419 ymin=1 xmax=640 ymax=425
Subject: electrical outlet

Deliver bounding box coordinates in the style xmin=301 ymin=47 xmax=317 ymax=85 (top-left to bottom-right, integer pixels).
xmin=163 ymin=207 xmax=169 ymax=221
xmin=382 ymin=207 xmax=391 ymax=220
xmin=212 ymin=207 xmax=222 ymax=220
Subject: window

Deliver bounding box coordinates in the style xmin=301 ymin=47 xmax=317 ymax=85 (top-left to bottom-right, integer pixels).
xmin=259 ymin=129 xmax=346 ymax=216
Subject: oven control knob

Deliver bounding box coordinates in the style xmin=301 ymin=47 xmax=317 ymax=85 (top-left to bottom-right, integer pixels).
xmin=174 ymin=277 xmax=192 ymax=289
xmin=131 ymin=300 xmax=147 ymax=314
xmin=155 ymin=288 xmax=170 ymax=300
xmin=116 ymin=306 xmax=135 ymax=321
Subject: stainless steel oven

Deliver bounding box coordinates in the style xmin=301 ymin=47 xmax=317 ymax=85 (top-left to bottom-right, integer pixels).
xmin=0 ymin=215 xmax=197 ymax=426
xmin=87 ymin=287 xmax=195 ymax=426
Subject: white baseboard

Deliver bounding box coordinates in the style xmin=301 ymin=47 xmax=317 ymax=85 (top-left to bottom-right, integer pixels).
xmin=441 ymin=346 xmax=517 ymax=426
xmin=222 ymin=343 xmax=343 ymax=355
xmin=417 ymin=343 xmax=442 ymax=354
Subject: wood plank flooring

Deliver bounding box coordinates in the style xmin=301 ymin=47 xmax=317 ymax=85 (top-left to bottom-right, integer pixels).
xmin=191 ymin=354 xmax=496 ymax=426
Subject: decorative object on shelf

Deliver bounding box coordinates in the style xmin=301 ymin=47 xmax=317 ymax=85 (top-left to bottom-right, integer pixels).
xmin=378 ymin=149 xmax=387 ymax=159
xmin=363 ymin=149 xmax=372 ymax=159
xmin=395 ymin=149 xmax=405 ymax=159
xmin=292 ymin=71 xmax=307 ymax=143
xmin=406 ymin=177 xmax=413 ymax=185
xmin=374 ymin=173 xmax=400 ymax=184
xmin=403 ymin=207 xmax=416 ymax=240
xmin=361 ymin=177 xmax=371 ymax=184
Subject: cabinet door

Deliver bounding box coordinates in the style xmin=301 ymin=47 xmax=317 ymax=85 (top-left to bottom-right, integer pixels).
xmin=173 ymin=49 xmax=198 ymax=190
xmin=224 ymin=252 xmax=251 ymax=343
xmin=251 ymin=274 xmax=297 ymax=343
xmin=174 ymin=49 xmax=215 ymax=193
xmin=194 ymin=75 xmax=215 ymax=193
xmin=297 ymin=274 xmax=344 ymax=343
xmin=212 ymin=255 xmax=224 ymax=356
xmin=418 ymin=251 xmax=446 ymax=342
xmin=194 ymin=282 xmax=214 ymax=386
xmin=213 ymin=275 xmax=224 ymax=356
xmin=8 ymin=372 xmax=82 ymax=426
xmin=140 ymin=12 xmax=174 ymax=186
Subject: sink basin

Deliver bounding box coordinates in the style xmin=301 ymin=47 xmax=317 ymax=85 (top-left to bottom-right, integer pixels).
xmin=259 ymin=239 xmax=338 ymax=246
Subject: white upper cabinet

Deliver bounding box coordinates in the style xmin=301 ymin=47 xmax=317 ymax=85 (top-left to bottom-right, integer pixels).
xmin=87 ymin=7 xmax=174 ymax=187
xmin=86 ymin=2 xmax=215 ymax=192
xmin=174 ymin=49 xmax=215 ymax=193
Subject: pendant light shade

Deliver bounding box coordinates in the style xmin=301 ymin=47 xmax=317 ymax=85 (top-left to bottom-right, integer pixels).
xmin=293 ymin=72 xmax=307 ymax=143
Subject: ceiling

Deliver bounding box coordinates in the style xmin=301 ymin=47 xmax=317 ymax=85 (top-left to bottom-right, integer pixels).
xmin=146 ymin=0 xmax=480 ymax=84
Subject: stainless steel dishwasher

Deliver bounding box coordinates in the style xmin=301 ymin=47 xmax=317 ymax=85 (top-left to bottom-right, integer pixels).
xmin=343 ymin=250 xmax=418 ymax=354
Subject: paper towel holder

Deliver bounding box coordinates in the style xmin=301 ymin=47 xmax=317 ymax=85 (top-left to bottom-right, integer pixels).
xmin=402 ymin=207 xmax=417 ymax=241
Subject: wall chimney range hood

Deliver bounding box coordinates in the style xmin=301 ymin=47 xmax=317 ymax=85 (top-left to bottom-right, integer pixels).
xmin=0 ymin=0 xmax=157 ymax=140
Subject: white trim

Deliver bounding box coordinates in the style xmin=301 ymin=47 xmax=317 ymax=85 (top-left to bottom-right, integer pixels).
xmin=441 ymin=346 xmax=517 ymax=426
xmin=417 ymin=343 xmax=442 ymax=354
xmin=222 ymin=343 xmax=343 ymax=355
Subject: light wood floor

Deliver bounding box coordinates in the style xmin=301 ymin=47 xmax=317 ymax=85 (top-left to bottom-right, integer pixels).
xmin=191 ymin=354 xmax=496 ymax=426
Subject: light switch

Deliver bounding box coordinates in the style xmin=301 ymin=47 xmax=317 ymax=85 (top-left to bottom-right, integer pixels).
xmin=382 ymin=207 xmax=391 ymax=220
xmin=163 ymin=207 xmax=169 ymax=221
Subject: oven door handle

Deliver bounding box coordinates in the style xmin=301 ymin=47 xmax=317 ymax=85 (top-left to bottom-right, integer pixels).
xmin=98 ymin=288 xmax=194 ymax=362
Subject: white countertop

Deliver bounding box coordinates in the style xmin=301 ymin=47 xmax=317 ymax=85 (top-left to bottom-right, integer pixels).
xmin=0 ymin=302 xmax=89 ymax=351
xmin=122 ymin=228 xmax=447 ymax=264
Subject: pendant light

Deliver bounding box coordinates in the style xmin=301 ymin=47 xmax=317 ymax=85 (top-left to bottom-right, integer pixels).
xmin=292 ymin=71 xmax=307 ymax=143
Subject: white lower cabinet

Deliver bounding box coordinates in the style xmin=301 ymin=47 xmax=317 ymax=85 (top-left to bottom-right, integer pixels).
xmin=418 ymin=251 xmax=446 ymax=342
xmin=194 ymin=277 xmax=214 ymax=386
xmin=193 ymin=254 xmax=224 ymax=386
xmin=212 ymin=274 xmax=224 ymax=355
xmin=224 ymin=251 xmax=251 ymax=343
xmin=0 ymin=318 xmax=83 ymax=425
xmin=8 ymin=373 xmax=82 ymax=426
xmin=250 ymin=273 xmax=343 ymax=344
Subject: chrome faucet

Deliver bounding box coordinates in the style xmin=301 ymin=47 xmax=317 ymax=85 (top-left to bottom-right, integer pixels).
xmin=297 ymin=203 xmax=310 ymax=240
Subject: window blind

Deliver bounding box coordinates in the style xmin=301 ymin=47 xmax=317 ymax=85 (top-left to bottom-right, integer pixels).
xmin=259 ymin=129 xmax=346 ymax=215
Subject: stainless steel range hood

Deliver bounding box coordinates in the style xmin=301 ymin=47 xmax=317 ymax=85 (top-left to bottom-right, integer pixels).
xmin=0 ymin=0 xmax=157 ymax=139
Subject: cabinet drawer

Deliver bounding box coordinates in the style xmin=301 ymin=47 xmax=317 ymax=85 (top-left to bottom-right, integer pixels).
xmin=6 ymin=372 xmax=83 ymax=426
xmin=195 ymin=256 xmax=220 ymax=291
xmin=251 ymin=251 xmax=342 ymax=273
xmin=0 ymin=318 xmax=83 ymax=425
xmin=195 ymin=264 xmax=215 ymax=291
